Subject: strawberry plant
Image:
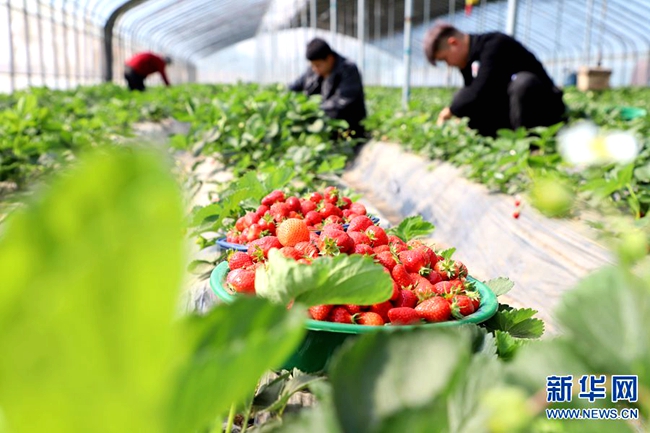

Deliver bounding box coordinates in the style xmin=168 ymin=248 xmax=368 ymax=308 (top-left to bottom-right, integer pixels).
xmin=365 ymin=86 xmax=650 ymax=221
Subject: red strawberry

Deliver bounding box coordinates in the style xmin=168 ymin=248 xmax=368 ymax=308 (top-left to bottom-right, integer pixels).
xmin=373 ymin=245 xmax=391 ymax=254
xmin=370 ymin=301 xmax=393 ymax=322
xmin=243 ymin=212 xmax=260 ymax=227
xmin=276 ymin=218 xmax=311 ymax=247
xmin=388 ymin=235 xmax=407 ymax=247
xmin=324 ymin=215 xmax=344 ymax=225
xmin=226 ymin=230 xmax=240 ymax=243
xmin=388 ymin=280 xmax=400 ymax=301
xmin=235 ymin=217 xmax=246 ymax=231
xmin=338 ymin=196 xmax=352 ymax=209
xmin=426 ymin=271 xmax=443 ymax=285
xmin=255 ymin=204 xmax=270 ymax=217
xmin=375 ymin=251 xmax=397 ymax=271
xmin=308 ymin=191 xmax=323 ymax=204
xmin=398 ymin=249 xmax=429 ymax=274
xmin=285 ymin=196 xmax=301 ymax=212
xmin=415 ymin=297 xmax=452 ymax=322
xmin=245 ymin=224 xmax=263 ymax=242
xmin=388 ymin=307 xmax=422 ymax=325
xmin=342 ymin=210 xmax=360 ymax=220
xmin=434 ymin=259 xmax=468 ymax=280
xmin=450 ymin=294 xmax=476 ymax=318
xmin=513 ymin=210 xmax=520 ymax=219
xmin=322 ymin=222 xmax=345 ymax=233
xmin=433 ymin=281 xmax=458 ymax=296
xmin=394 ymin=289 xmax=418 ymax=308
xmin=413 ymin=275 xmax=436 ymax=301
xmin=226 ymin=268 xmax=256 ymax=294
xmin=270 ymin=202 xmax=291 ymax=222
xmin=279 ymin=246 xmax=303 ymax=261
xmin=347 ymin=215 xmax=374 ymax=232
xmin=349 ymin=231 xmax=372 ymax=245
xmin=354 ymin=244 xmax=375 ymax=256
xmin=300 ymin=199 xmax=317 ymax=215
xmin=304 ymin=211 xmax=323 ymax=227
xmin=354 ymin=312 xmax=385 ymax=326
xmin=419 ymin=246 xmax=439 ymax=268
xmin=323 ymin=186 xmax=339 ymax=204
xmin=318 ymin=230 xmax=354 ymax=255
xmin=391 ymin=264 xmax=413 ymax=289
xmin=247 ymin=236 xmax=282 ymax=260
xmin=365 ymin=225 xmax=389 ymax=247
xmin=319 ymin=202 xmax=342 ymax=219
xmin=228 ymin=251 xmax=253 ymax=270
xmin=344 ymin=304 xmax=362 ymax=314
xmin=294 ymin=241 xmax=319 ymax=259
xmin=349 ymin=202 xmax=367 ymax=215
xmin=330 ymin=306 xmax=352 ymax=323
xmin=261 ymin=190 xmax=285 ymax=206
xmin=466 ymin=289 xmax=481 ymax=310
xmin=309 ymin=305 xmax=333 ymax=321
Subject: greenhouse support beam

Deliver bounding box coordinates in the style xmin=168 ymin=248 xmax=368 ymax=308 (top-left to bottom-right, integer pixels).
xmin=505 ymin=0 xmax=519 ymax=36
xmin=402 ymin=0 xmax=413 ymax=109
xmin=103 ymin=0 xmax=151 ymax=82
xmin=7 ymin=1 xmax=15 ymax=92
xmin=357 ymin=0 xmax=365 ymax=72
xmin=330 ymin=0 xmax=337 ymax=34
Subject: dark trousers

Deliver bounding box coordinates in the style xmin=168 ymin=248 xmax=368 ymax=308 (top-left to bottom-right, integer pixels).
xmin=124 ymin=66 xmax=146 ymax=91
xmin=465 ymin=72 xmax=566 ymax=137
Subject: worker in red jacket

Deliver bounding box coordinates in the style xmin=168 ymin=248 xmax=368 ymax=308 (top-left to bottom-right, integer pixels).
xmin=124 ymin=52 xmax=171 ymax=91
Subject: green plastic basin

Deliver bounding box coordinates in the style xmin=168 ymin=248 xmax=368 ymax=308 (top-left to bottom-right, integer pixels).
xmin=210 ymin=261 xmax=498 ymax=372
xmin=616 ymin=106 xmax=647 ymax=121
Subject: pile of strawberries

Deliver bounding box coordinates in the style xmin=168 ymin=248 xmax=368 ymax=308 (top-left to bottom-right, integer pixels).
xmin=225 ymin=213 xmax=482 ymax=327
xmin=225 ymin=186 xmax=369 ymax=245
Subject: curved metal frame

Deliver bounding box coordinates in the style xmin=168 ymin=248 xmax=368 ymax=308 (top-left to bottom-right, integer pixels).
xmin=103 ymin=0 xmax=150 ymax=81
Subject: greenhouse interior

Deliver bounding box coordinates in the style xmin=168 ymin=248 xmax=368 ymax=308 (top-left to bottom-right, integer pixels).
xmin=1 ymin=0 xmax=650 ymax=432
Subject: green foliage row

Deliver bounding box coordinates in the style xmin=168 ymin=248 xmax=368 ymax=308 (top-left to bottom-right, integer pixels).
xmin=365 ymin=86 xmax=650 ymax=219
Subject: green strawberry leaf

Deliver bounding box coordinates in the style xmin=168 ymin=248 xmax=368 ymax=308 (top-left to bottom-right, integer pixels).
xmin=494 ymin=330 xmax=527 ymax=361
xmin=253 ymin=372 xmax=292 ymax=411
xmin=255 ymin=251 xmax=393 ymax=307
xmin=484 ymin=277 xmax=515 ymax=297
xmin=482 ymin=306 xmax=545 ymax=339
xmin=168 ymin=297 xmax=306 ymax=433
xmin=261 ymin=166 xmax=294 ymax=192
xmin=0 ymin=148 xmax=184 ymax=433
xmin=258 ymin=381 xmax=342 ymax=433
xmin=556 ymin=266 xmax=650 ymax=380
xmin=254 ymin=370 xmax=325 ymax=414
xmin=386 ymin=216 xmax=435 ymax=242
xmin=328 ymin=328 xmax=472 ymax=433
xmin=438 ymin=247 xmax=456 ymax=260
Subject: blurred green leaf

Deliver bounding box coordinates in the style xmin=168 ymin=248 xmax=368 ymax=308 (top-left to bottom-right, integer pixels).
xmin=168 ymin=297 xmax=306 ymax=433
xmin=255 ymin=251 xmax=393 ymax=307
xmin=329 ymin=328 xmax=472 ymax=433
xmin=0 ymin=148 xmax=184 ymax=433
xmin=556 ymin=266 xmax=650 ymax=384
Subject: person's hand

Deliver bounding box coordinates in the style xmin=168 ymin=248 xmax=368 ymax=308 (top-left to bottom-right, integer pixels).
xmin=436 ymin=107 xmax=453 ymax=126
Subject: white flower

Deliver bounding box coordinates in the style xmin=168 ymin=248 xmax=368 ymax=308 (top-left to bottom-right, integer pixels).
xmin=557 ymin=121 xmax=640 ymax=166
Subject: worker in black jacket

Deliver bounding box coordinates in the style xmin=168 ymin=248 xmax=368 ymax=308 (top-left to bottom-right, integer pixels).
xmin=289 ymin=38 xmax=367 ymax=139
xmin=424 ymin=23 xmax=566 ymax=137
